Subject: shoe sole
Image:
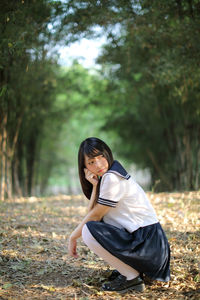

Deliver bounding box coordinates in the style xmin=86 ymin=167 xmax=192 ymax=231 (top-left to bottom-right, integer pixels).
xmin=103 ymin=283 xmax=145 ymax=293
xmin=119 ymin=283 xmax=145 ymax=294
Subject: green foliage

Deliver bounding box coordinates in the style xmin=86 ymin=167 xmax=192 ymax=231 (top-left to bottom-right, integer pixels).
xmin=41 ymin=63 xmax=117 ymax=194
xmin=1 ymin=0 xmax=199 ymax=198
xmin=0 ymin=0 xmax=64 ymax=197
xmin=59 ymin=0 xmax=200 ymax=191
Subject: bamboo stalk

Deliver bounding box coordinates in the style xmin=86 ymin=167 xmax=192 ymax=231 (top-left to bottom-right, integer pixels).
xmin=0 ymin=114 xmax=7 ymax=201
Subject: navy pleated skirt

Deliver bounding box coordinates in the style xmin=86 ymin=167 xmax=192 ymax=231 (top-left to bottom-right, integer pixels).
xmin=86 ymin=221 xmax=170 ymax=282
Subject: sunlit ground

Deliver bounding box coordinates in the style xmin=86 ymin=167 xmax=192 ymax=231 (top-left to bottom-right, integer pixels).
xmin=0 ymin=192 xmax=199 ymax=299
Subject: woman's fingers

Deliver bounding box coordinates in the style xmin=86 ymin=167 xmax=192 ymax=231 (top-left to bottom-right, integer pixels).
xmin=68 ymin=238 xmax=78 ymax=258
xmin=84 ymin=168 xmax=99 ymax=185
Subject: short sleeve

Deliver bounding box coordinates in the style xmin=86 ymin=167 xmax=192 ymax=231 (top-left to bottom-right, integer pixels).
xmin=97 ymin=173 xmax=124 ymax=207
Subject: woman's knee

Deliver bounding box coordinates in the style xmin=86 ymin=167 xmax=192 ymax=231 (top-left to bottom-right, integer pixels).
xmin=82 ymin=223 xmax=98 ymax=249
xmin=82 ymin=223 xmax=90 ymax=245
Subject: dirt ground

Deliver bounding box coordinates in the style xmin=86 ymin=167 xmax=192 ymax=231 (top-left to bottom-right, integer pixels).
xmin=0 ymin=191 xmax=199 ymax=299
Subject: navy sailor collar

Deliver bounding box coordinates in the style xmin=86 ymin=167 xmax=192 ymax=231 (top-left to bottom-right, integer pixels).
xmin=106 ymin=160 xmax=131 ymax=180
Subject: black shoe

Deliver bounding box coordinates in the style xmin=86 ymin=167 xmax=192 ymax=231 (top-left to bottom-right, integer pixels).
xmin=102 ymin=275 xmax=145 ymax=293
xmin=108 ymin=269 xmax=121 ymax=281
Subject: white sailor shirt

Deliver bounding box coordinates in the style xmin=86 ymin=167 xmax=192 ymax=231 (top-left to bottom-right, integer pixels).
xmin=97 ymin=160 xmax=158 ymax=233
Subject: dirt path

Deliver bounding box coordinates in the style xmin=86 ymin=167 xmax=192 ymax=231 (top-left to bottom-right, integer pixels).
xmin=0 ymin=192 xmax=199 ymax=299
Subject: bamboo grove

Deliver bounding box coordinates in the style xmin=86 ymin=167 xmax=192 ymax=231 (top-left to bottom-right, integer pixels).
xmin=0 ymin=0 xmax=200 ymax=200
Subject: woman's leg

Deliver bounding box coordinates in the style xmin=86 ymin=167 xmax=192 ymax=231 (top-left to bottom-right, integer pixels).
xmin=82 ymin=224 xmax=139 ymax=280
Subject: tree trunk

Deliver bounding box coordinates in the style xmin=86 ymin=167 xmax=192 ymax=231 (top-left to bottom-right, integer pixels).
xmin=184 ymin=132 xmax=192 ymax=190
xmin=27 ymin=143 xmax=35 ymax=196
xmin=195 ymin=147 xmax=200 ymax=189
xmin=146 ymin=149 xmax=172 ymax=190
xmin=0 ymin=114 xmax=7 ymax=201
xmin=6 ymin=155 xmax=12 ymax=199
xmin=188 ymin=0 xmax=194 ymax=18
xmin=13 ymin=157 xmax=22 ymax=197
xmin=8 ymin=115 xmax=22 ymax=198
xmin=193 ymin=128 xmax=200 ymax=190
xmin=176 ymin=0 xmax=183 ymax=19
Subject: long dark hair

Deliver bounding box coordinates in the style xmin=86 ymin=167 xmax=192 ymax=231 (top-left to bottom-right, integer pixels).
xmin=78 ymin=137 xmax=114 ymax=200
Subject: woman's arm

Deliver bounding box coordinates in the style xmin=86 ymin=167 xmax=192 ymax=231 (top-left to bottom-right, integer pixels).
xmin=68 ymin=203 xmax=111 ymax=257
xmin=84 ymin=168 xmax=99 ymax=212
xmin=87 ymin=185 xmax=97 ymax=212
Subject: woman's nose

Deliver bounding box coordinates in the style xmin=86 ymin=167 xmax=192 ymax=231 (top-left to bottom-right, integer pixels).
xmin=95 ymin=160 xmax=101 ymax=168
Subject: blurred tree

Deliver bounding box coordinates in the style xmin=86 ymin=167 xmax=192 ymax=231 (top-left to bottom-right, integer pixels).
xmin=60 ymin=0 xmax=200 ymax=191
xmin=39 ymin=62 xmax=116 ymax=195
xmin=1 ymin=0 xmax=199 ymax=199
xmin=0 ymin=0 xmax=63 ymax=199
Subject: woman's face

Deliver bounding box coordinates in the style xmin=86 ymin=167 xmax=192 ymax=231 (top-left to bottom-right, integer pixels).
xmin=84 ymin=154 xmax=109 ymax=177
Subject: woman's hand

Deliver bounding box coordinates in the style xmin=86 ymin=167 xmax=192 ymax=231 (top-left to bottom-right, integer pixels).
xmin=84 ymin=168 xmax=99 ymax=186
xmin=68 ymin=235 xmax=78 ymax=258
